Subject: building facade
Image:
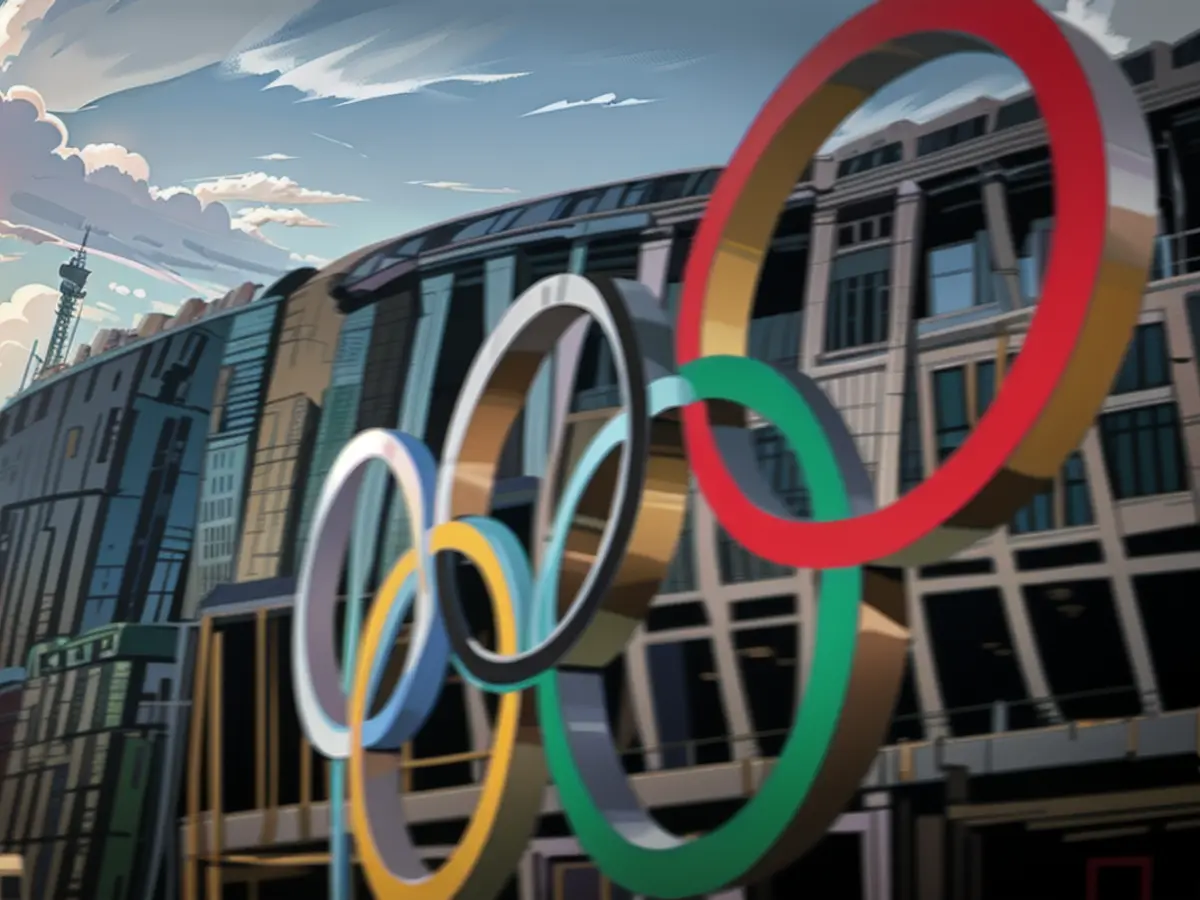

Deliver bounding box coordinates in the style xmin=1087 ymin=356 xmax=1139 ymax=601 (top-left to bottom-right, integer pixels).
xmin=0 ymin=624 xmax=181 ymax=900
xmin=173 ymin=31 xmax=1200 ymax=900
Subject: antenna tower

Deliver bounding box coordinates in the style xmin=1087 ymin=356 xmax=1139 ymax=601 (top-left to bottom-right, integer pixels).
xmin=40 ymin=227 xmax=92 ymax=374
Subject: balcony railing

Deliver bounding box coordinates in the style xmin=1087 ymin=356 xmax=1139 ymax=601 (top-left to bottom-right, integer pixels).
xmin=1152 ymin=227 xmax=1200 ymax=281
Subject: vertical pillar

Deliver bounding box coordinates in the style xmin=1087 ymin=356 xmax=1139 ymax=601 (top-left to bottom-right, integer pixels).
xmin=992 ymin=533 xmax=1063 ymax=723
xmin=799 ymin=206 xmax=838 ymax=372
xmin=623 ymin=637 xmax=664 ymax=770
xmin=1166 ymin=291 xmax=1200 ymax=508
xmin=205 ymin=630 xmax=225 ymax=900
xmin=1077 ymin=428 xmax=1162 ymax=714
xmin=182 ymin=617 xmax=212 ymax=900
xmin=980 ymin=172 xmax=1024 ymax=311
xmin=267 ymin=616 xmax=281 ymax=841
xmin=636 ymin=230 xmax=674 ymax=302
xmin=876 ymin=180 xmax=925 ymax=506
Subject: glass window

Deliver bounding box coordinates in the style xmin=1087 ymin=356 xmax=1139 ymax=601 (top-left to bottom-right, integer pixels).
xmin=489 ymin=207 xmax=525 ymax=233
xmin=824 ymin=269 xmax=890 ymax=351
xmin=1111 ymin=323 xmax=1170 ymax=394
xmin=512 ymin=198 xmax=566 ymax=229
xmin=691 ymin=169 xmax=721 ymax=196
xmin=646 ymin=640 xmax=731 ymax=767
xmin=1099 ymin=403 xmax=1187 ymax=499
xmin=928 ymin=242 xmax=976 ymax=316
xmin=651 ymin=175 xmax=690 ymax=203
xmin=620 ymin=181 xmax=652 ymax=207
xmin=975 ymin=360 xmax=996 ymax=418
xmin=1063 ymin=452 xmax=1093 ymax=526
xmin=453 ymin=215 xmax=499 ymax=242
xmin=932 ymin=367 xmax=969 ymax=462
xmin=593 ymin=185 xmax=626 ymax=212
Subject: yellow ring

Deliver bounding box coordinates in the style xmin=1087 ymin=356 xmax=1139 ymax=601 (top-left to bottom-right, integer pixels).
xmin=348 ymin=520 xmax=547 ymax=899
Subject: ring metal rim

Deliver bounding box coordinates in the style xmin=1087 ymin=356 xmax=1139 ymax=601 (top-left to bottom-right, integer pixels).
xmin=674 ymin=0 xmax=1157 ymax=569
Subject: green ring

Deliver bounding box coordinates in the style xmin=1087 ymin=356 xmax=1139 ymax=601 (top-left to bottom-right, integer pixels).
xmin=536 ymin=354 xmax=864 ymax=897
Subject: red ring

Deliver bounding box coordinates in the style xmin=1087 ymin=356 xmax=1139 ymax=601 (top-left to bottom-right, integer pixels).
xmin=676 ymin=0 xmax=1110 ymax=568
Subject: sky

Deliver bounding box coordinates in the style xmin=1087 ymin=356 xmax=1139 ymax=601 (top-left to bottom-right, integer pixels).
xmin=0 ymin=0 xmax=1196 ymax=399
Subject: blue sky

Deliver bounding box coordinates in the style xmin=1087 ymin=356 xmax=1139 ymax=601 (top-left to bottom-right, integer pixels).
xmin=0 ymin=0 xmax=1195 ymax=398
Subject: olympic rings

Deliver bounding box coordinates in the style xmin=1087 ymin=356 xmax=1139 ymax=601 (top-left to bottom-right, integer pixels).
xmin=676 ymin=0 xmax=1157 ymax=569
xmin=290 ymin=0 xmax=1158 ymax=897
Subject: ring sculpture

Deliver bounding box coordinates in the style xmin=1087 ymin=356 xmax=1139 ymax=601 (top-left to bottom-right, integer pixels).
xmin=291 ymin=0 xmax=1157 ymax=896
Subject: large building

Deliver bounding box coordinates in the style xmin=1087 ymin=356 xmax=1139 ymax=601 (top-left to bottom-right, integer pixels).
xmin=170 ymin=32 xmax=1200 ymax=900
xmin=1 ymin=26 xmax=1200 ymax=900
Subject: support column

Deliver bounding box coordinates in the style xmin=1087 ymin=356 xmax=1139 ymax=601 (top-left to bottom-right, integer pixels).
xmin=980 ymin=171 xmax=1024 ymax=311
xmin=205 ymin=630 xmax=225 ymax=900
xmin=623 ymin=636 xmax=664 ymax=770
xmin=799 ymin=206 xmax=838 ymax=371
xmin=636 ymin=230 xmax=674 ymax=302
xmin=991 ymin=534 xmax=1063 ymax=724
xmin=1078 ymin=428 xmax=1162 ymax=714
xmin=1166 ymin=291 xmax=1200 ymax=509
xmin=182 ymin=617 xmax=212 ymax=900
xmin=876 ymin=180 xmax=925 ymax=505
xmin=906 ymin=568 xmax=948 ymax=739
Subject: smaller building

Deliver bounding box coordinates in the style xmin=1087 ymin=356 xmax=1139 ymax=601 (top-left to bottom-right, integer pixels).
xmin=0 ymin=624 xmax=180 ymax=900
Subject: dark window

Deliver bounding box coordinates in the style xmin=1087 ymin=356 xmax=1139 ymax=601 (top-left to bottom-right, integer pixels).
xmin=976 ymin=360 xmax=996 ymax=418
xmin=650 ymin=174 xmax=690 ymax=203
xmin=932 ymin=367 xmax=969 ymax=462
xmin=646 ymin=639 xmax=731 ymax=767
xmin=717 ymin=427 xmax=808 ymax=584
xmin=898 ymin=355 xmax=923 ymax=494
xmin=995 ymin=96 xmax=1041 ymax=131
xmin=1010 ymin=452 xmax=1093 ymax=534
xmin=511 ymin=198 xmax=566 ymax=229
xmin=735 ymin=625 xmax=798 ymax=757
xmin=1172 ymin=33 xmax=1200 ymax=69
xmin=690 ymin=169 xmax=721 ymax=196
xmin=836 ymin=141 xmax=903 ymax=177
xmin=1022 ymin=580 xmax=1139 ymax=719
xmin=1111 ymin=323 xmax=1170 ymax=393
xmin=1134 ymin=570 xmax=1200 ymax=710
xmin=924 ymin=588 xmax=1039 ymax=736
xmin=489 ymin=206 xmax=525 ymax=233
xmin=620 ymin=181 xmax=653 ymax=207
xmin=1099 ymin=403 xmax=1187 ymax=499
xmin=593 ymin=185 xmax=626 ymax=212
xmin=0 ymin=876 xmax=21 ymax=900
xmin=917 ymin=115 xmax=987 ymax=156
xmin=1120 ymin=50 xmax=1155 ymax=85
xmin=824 ymin=269 xmax=890 ymax=351
xmin=558 ymin=192 xmax=601 ymax=218
xmin=453 ymin=215 xmax=500 ymax=242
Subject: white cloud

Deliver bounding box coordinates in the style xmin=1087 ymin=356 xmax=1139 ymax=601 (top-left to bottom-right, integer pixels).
xmin=108 ymin=282 xmax=131 ymax=297
xmin=0 ymin=253 xmax=21 ymax=263
xmin=174 ymin=172 xmax=365 ymax=206
xmin=0 ymin=0 xmax=323 ymax=112
xmin=95 ymin=301 xmax=116 ymax=312
xmin=0 ymin=282 xmax=120 ymax=398
xmin=406 ymin=180 xmax=519 ymax=195
xmin=522 ymin=92 xmax=658 ymax=117
xmin=0 ymin=86 xmax=293 ymax=289
xmin=227 ymin=13 xmax=529 ymax=105
xmin=1055 ymin=0 xmax=1130 ymax=55
xmin=256 ymin=152 xmax=298 ymax=161
xmin=150 ymin=300 xmax=180 ymax=315
xmin=133 ymin=288 xmax=146 ymax=299
xmin=0 ymin=0 xmax=55 ymax=70
xmin=232 ymin=206 xmax=332 ymax=230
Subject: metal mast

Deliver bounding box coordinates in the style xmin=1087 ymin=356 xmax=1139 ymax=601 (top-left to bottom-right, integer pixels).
xmin=41 ymin=227 xmax=92 ymax=373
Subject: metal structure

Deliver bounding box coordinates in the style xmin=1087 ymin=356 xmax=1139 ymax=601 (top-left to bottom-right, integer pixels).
xmin=41 ymin=228 xmax=92 ymax=374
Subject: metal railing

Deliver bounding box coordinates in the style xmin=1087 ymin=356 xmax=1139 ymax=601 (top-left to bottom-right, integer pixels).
xmin=1152 ymin=227 xmax=1200 ymax=281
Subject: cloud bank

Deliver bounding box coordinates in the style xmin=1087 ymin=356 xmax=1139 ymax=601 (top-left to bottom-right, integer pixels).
xmin=256 ymin=152 xmax=298 ymax=161
xmin=231 ymin=206 xmax=332 ymax=237
xmin=522 ymin=92 xmax=657 ymax=117
xmin=0 ymin=86 xmax=296 ymax=289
